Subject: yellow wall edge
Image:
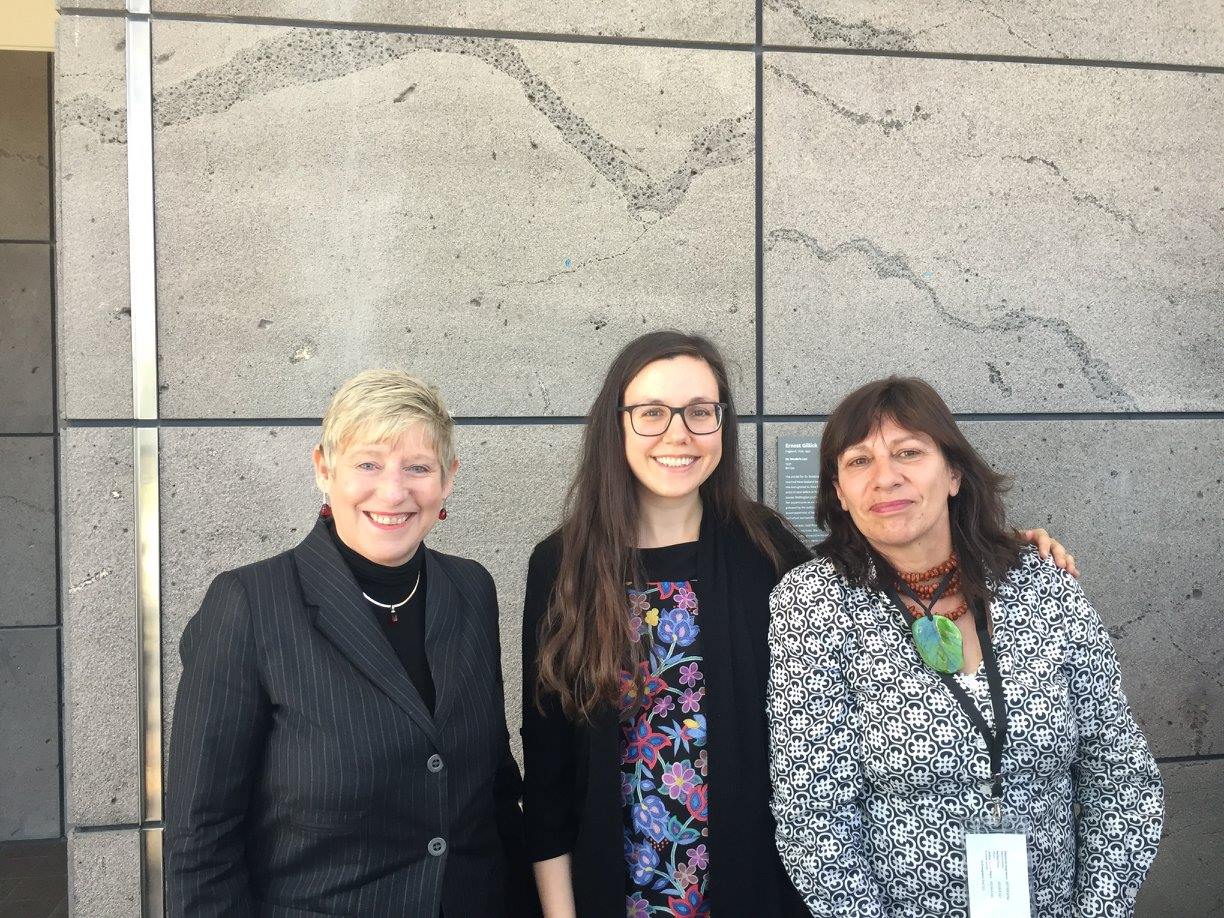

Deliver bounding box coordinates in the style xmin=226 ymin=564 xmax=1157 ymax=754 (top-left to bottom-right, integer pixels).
xmin=1 ymin=0 xmax=58 ymax=53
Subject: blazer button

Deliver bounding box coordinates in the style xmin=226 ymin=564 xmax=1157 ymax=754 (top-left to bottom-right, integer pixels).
xmin=428 ymin=837 xmax=447 ymax=857
xmin=427 ymin=753 xmax=444 ymax=773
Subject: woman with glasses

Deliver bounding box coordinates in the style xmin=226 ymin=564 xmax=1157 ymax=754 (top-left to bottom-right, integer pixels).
xmin=519 ymin=332 xmax=1074 ymax=917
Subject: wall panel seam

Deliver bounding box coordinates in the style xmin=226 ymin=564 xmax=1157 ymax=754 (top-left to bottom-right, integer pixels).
xmin=52 ymin=10 xmax=1224 ymax=74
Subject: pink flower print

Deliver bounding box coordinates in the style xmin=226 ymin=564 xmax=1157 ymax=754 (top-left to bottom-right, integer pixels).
xmin=694 ymin=749 xmax=709 ymax=777
xmin=661 ymin=760 xmax=700 ymax=802
xmin=678 ymin=662 xmax=702 ymax=687
xmin=679 ymin=687 xmax=704 ymax=713
xmin=628 ymin=590 xmax=651 ymax=615
xmin=652 ymin=694 xmax=675 ymax=717
xmin=626 ymin=893 xmax=650 ymax=918
xmin=674 ymin=586 xmax=698 ymax=611
xmin=673 ymin=861 xmax=698 ymax=888
xmin=687 ymin=843 xmax=709 ymax=870
xmin=628 ymin=614 xmax=644 ymax=643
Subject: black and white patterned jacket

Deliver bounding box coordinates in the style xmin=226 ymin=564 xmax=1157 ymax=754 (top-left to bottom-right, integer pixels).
xmin=767 ymin=547 xmax=1163 ymax=918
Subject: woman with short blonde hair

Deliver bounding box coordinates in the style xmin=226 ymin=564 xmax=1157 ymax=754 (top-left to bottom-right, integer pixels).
xmin=165 ymin=369 xmax=538 ymax=918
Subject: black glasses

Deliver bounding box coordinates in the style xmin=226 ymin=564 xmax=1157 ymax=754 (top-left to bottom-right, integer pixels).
xmin=619 ymin=402 xmax=727 ymax=437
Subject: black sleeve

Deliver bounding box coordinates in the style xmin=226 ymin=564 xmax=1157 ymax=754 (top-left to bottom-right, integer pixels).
xmin=519 ymin=536 xmax=580 ymax=862
xmin=164 ymin=571 xmax=269 ymax=918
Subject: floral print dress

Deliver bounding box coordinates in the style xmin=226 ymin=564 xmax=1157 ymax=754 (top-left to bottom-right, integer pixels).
xmin=619 ymin=541 xmax=710 ymax=918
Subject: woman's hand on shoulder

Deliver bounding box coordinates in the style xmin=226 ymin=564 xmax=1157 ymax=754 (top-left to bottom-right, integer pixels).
xmin=1018 ymin=528 xmax=1079 ymax=578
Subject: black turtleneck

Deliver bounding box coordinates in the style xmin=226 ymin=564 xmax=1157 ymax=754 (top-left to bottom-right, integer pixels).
xmin=327 ymin=520 xmax=436 ymax=713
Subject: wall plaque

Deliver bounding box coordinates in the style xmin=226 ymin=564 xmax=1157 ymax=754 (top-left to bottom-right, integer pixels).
xmin=776 ymin=437 xmax=822 ymax=544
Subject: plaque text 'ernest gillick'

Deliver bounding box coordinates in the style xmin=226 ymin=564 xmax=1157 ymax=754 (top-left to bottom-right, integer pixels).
xmin=776 ymin=438 xmax=821 ymax=544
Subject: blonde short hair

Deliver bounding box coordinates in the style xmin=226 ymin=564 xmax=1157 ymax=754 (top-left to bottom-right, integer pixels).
xmin=319 ymin=369 xmax=456 ymax=477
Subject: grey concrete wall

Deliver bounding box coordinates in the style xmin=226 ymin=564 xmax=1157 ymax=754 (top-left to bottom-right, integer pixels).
xmin=1 ymin=49 xmax=61 ymax=843
xmin=53 ymin=4 xmax=1222 ymax=916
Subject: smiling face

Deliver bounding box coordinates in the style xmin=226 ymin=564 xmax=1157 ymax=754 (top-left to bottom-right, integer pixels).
xmin=832 ymin=416 xmax=961 ymax=569
xmin=312 ymin=424 xmax=458 ymax=566
xmin=621 ymin=355 xmax=724 ymax=510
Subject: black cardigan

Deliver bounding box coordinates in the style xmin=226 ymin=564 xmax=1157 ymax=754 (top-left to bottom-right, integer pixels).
xmin=520 ymin=507 xmax=813 ymax=917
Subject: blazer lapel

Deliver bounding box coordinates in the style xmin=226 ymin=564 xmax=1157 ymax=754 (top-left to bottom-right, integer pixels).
xmin=294 ymin=518 xmax=439 ymax=744
xmin=422 ymin=548 xmax=462 ymax=727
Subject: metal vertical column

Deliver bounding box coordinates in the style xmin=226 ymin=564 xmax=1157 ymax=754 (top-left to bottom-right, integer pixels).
xmin=125 ymin=1 xmax=164 ymax=915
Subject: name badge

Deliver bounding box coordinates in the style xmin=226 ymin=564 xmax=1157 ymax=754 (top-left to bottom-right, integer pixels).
xmin=965 ymin=831 xmax=1031 ymax=918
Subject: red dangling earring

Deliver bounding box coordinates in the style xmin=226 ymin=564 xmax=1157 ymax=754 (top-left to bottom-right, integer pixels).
xmin=320 ymin=503 xmax=332 ymax=518
xmin=438 ymin=506 xmax=448 ymax=521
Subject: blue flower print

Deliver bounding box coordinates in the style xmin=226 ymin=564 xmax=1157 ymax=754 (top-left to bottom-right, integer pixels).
xmin=657 ymin=608 xmax=699 ymax=647
xmin=632 ymin=795 xmax=669 ymax=842
xmin=619 ymin=577 xmax=708 ymax=913
xmin=625 ymin=839 xmax=660 ymax=886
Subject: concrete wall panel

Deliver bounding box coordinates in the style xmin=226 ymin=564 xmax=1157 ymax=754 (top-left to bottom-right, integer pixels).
xmin=61 ymin=426 xmax=139 ymax=826
xmin=0 ymin=437 xmax=56 ymax=627
xmin=1137 ymin=759 xmax=1224 ymax=916
xmin=764 ymin=0 xmax=1224 ymax=67
xmin=151 ymin=22 xmax=756 ymax=417
xmin=0 ymin=628 xmax=61 ymax=839
xmin=0 ymin=244 xmax=54 ymax=434
xmin=67 ymin=829 xmax=140 ymax=918
xmin=763 ymin=419 xmax=1224 ymax=759
xmin=763 ymin=53 xmax=1224 ymax=414
xmin=152 ymin=0 xmax=754 ymax=44
xmin=0 ymin=52 xmax=50 ymax=240
xmin=55 ymin=16 xmax=132 ymax=420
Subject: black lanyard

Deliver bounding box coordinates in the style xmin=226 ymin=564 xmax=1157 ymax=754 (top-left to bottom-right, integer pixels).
xmin=883 ymin=584 xmax=1009 ymax=810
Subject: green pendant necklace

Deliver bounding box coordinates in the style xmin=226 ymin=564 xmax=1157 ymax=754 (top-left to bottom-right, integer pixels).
xmin=884 ymin=569 xmax=964 ymax=674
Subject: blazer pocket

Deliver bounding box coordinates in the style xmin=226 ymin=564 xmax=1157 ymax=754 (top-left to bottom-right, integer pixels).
xmin=288 ymin=809 xmax=366 ymax=836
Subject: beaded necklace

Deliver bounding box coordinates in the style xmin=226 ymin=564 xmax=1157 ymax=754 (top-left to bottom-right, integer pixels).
xmin=897 ymin=553 xmax=968 ymax=622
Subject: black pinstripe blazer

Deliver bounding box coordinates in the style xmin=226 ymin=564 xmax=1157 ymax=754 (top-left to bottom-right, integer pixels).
xmin=165 ymin=518 xmax=534 ymax=918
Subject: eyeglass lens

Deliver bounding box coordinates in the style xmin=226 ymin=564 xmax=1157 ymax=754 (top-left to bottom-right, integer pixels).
xmin=631 ymin=403 xmax=722 ymax=435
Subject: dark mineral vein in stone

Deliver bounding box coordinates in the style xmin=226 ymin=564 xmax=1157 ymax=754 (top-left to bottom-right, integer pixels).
xmin=765 ymin=0 xmax=918 ymax=50
xmin=766 ymin=227 xmax=1137 ymax=408
xmin=1006 ymin=155 xmax=1141 ymax=234
xmin=767 ymin=64 xmax=931 ymax=135
xmin=57 ymin=95 xmax=127 ymax=145
xmin=141 ymin=29 xmax=748 ymax=220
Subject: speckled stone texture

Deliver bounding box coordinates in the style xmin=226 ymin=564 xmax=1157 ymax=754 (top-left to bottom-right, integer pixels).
xmin=764 ymin=0 xmax=1224 ymax=67
xmin=0 ymin=438 xmax=56 ymax=627
xmin=150 ymin=22 xmax=756 ymax=417
xmin=763 ymin=53 xmax=1224 ymax=414
xmin=0 ymin=629 xmax=61 ymax=839
xmin=152 ymin=0 xmax=754 ymax=43
xmin=61 ymin=426 xmax=139 ymax=826
xmin=55 ymin=16 xmax=132 ymax=420
xmin=0 ymin=52 xmax=50 ymax=241
xmin=67 ymin=829 xmax=140 ymax=918
xmin=1137 ymin=760 xmax=1224 ymax=916
xmin=763 ymin=419 xmax=1224 ymax=759
xmin=0 ymin=244 xmax=54 ymax=433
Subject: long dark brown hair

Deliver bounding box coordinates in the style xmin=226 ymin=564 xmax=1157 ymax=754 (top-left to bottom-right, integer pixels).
xmin=536 ymin=331 xmax=795 ymax=722
xmin=815 ymin=376 xmax=1023 ymax=613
